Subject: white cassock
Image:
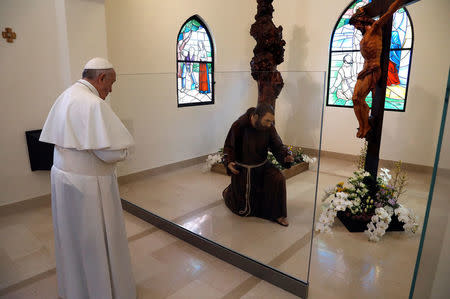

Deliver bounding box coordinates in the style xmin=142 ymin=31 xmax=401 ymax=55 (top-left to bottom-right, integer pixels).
xmin=40 ymin=79 xmax=136 ymax=299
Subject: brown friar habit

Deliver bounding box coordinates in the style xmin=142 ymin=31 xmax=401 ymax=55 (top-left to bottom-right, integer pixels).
xmin=222 ymin=107 xmax=290 ymax=222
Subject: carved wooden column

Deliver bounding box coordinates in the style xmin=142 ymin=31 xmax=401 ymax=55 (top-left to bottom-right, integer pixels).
xmin=250 ymin=0 xmax=285 ymax=110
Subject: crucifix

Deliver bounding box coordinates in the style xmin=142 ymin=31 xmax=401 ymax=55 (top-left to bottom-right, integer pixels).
xmin=350 ymin=0 xmax=420 ymax=179
xmin=2 ymin=27 xmax=17 ymax=43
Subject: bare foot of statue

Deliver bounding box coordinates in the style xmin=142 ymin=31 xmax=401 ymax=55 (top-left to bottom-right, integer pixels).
xmin=276 ymin=217 xmax=289 ymax=227
xmin=356 ymin=127 xmax=362 ymax=138
xmin=359 ymin=123 xmax=371 ymax=138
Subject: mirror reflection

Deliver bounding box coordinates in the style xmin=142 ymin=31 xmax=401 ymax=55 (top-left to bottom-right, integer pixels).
xmin=117 ymin=70 xmax=324 ymax=283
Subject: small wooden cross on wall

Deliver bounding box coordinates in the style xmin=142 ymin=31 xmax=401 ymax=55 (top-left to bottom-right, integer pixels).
xmin=2 ymin=28 xmax=17 ymax=43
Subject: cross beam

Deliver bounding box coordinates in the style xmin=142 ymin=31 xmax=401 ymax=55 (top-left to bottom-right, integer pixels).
xmin=363 ymin=0 xmax=419 ymax=18
xmin=363 ymin=0 xmax=421 ymax=179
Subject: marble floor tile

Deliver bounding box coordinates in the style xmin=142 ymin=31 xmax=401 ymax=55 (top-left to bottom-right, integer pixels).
xmin=166 ymin=279 xmax=224 ymax=299
xmin=124 ymin=210 xmax=155 ymax=238
xmin=0 ymin=225 xmax=43 ymax=261
xmin=241 ymin=280 xmax=300 ymax=299
xmin=0 ymin=249 xmax=20 ymax=290
xmin=196 ymin=258 xmax=251 ymax=294
xmin=0 ymin=273 xmax=58 ymax=299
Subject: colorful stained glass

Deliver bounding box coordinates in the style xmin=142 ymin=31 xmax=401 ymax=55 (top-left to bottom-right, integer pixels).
xmin=332 ymin=1 xmax=412 ymax=52
xmin=177 ymin=16 xmax=214 ymax=106
xmin=332 ymin=0 xmax=370 ymax=51
xmin=328 ymin=0 xmax=413 ymax=111
xmin=329 ymin=52 xmax=371 ymax=107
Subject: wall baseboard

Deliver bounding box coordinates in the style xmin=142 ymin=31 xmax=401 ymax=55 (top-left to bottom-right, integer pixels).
xmin=117 ymin=154 xmax=209 ymax=185
xmin=303 ymin=147 xmax=434 ymax=174
xmin=0 ymin=194 xmax=51 ymax=216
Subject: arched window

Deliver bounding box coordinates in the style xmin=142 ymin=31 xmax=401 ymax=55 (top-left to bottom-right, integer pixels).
xmin=327 ymin=0 xmax=413 ymax=111
xmin=177 ymin=15 xmax=214 ymax=107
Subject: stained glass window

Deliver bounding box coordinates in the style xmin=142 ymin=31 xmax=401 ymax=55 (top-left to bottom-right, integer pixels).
xmin=327 ymin=0 xmax=413 ymax=111
xmin=177 ymin=16 xmax=214 ymax=107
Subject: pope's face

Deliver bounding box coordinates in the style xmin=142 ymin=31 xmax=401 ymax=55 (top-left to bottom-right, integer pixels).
xmin=98 ymin=70 xmax=116 ymax=100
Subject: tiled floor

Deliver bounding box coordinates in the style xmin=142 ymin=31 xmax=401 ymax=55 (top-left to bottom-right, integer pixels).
xmin=0 ymin=156 xmax=431 ymax=298
xmin=119 ymin=161 xmax=318 ymax=280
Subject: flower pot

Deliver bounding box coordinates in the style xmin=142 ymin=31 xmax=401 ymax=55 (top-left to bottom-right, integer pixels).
xmin=337 ymin=210 xmax=405 ymax=232
xmin=282 ymin=162 xmax=309 ymax=179
xmin=210 ymin=163 xmax=227 ymax=175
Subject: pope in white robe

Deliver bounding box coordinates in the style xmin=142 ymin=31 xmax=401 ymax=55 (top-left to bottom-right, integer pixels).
xmin=40 ymin=58 xmax=136 ymax=299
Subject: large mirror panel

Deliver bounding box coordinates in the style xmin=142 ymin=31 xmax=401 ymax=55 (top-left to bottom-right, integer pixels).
xmin=113 ymin=70 xmax=326 ymax=285
xmin=410 ymin=71 xmax=449 ymax=298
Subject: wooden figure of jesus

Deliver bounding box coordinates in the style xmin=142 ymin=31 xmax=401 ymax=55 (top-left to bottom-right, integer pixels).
xmin=350 ymin=0 xmax=406 ymax=138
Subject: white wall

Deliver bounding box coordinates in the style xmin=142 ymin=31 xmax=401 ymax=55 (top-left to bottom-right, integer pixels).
xmin=0 ymin=0 xmax=108 ymax=206
xmin=64 ymin=0 xmax=109 ymax=82
xmin=105 ymin=0 xmax=256 ymax=74
xmin=0 ymin=0 xmax=63 ymax=206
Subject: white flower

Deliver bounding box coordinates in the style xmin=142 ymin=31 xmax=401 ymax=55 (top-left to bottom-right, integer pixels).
xmin=376 ymin=208 xmax=389 ymax=220
xmin=365 ymin=207 xmax=392 ymax=242
xmin=394 ymin=204 xmax=419 ymax=235
xmin=315 ymin=206 xmax=336 ymax=233
xmin=301 ymin=154 xmax=317 ymax=164
xmin=316 ymin=222 xmax=331 ymax=233
xmin=379 ymin=168 xmax=392 ymax=184
xmin=204 ymin=152 xmax=223 ymax=172
xmin=316 ymin=190 xmax=354 ymax=233
xmin=384 ymin=206 xmax=394 ymax=216
xmin=321 ymin=186 xmax=336 ymax=202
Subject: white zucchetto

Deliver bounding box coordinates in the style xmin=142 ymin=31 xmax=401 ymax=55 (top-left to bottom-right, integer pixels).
xmin=84 ymin=57 xmax=114 ymax=70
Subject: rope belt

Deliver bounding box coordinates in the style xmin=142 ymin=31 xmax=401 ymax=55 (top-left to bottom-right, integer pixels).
xmin=235 ymin=160 xmax=267 ymax=216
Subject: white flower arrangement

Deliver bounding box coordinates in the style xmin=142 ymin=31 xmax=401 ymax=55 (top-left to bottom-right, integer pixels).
xmin=365 ymin=207 xmax=392 ymax=242
xmin=379 ymin=167 xmax=392 ymax=184
xmin=301 ymin=154 xmax=317 ymax=164
xmin=316 ymin=191 xmax=353 ymax=233
xmin=205 ymin=146 xmax=317 ymax=172
xmin=270 ymin=146 xmax=317 ymax=170
xmin=395 ymin=204 xmax=419 ymax=235
xmin=316 ymin=166 xmax=419 ymax=242
xmin=203 ymin=152 xmax=223 ymax=172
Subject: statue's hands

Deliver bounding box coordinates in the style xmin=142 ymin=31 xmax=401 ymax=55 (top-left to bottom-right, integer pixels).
xmin=284 ymin=155 xmax=294 ymax=163
xmin=228 ymin=162 xmax=240 ymax=175
xmin=353 ymin=7 xmax=366 ymax=19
